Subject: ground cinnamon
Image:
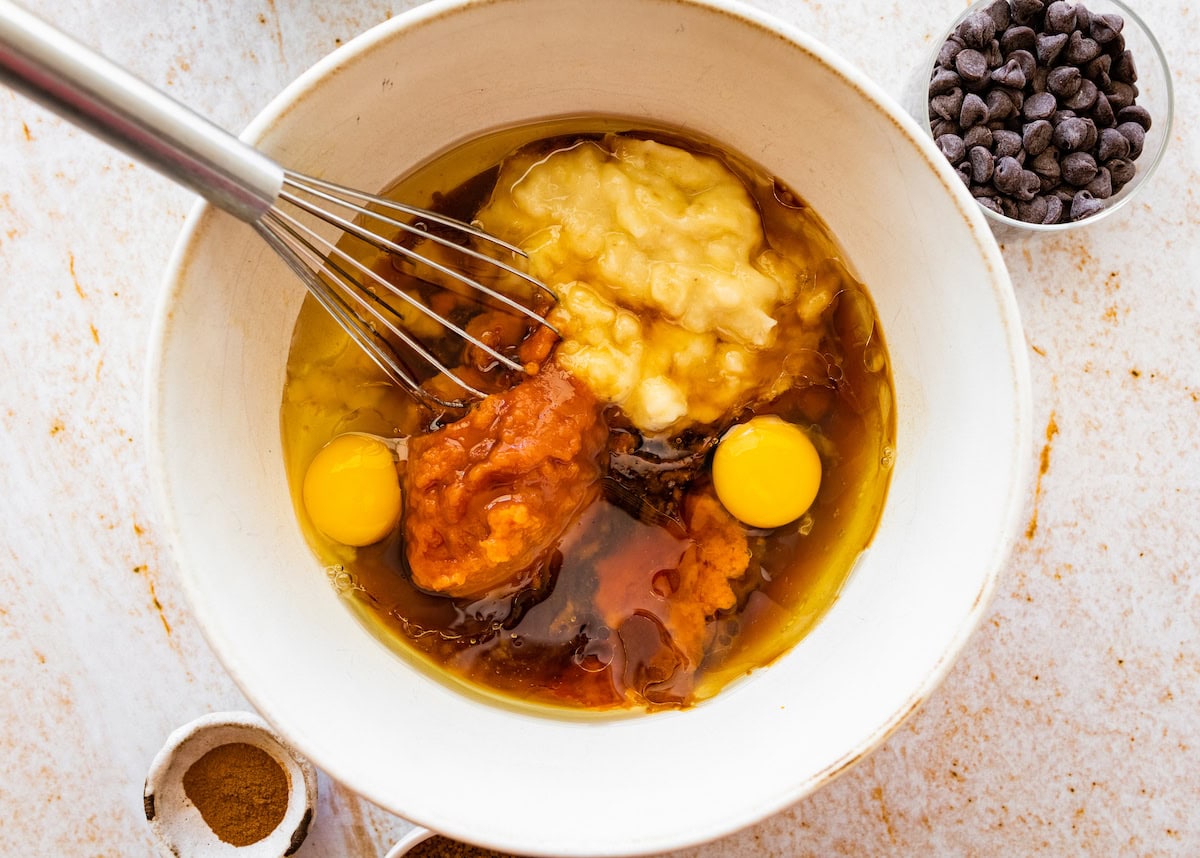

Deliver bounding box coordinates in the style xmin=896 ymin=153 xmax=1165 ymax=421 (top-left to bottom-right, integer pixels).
xmin=182 ymin=742 xmax=289 ymax=846
xmin=407 ymin=836 xmax=519 ymax=858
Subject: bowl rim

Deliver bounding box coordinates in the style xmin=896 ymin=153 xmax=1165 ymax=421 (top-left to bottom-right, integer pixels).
xmin=917 ymin=0 xmax=1175 ymax=233
xmin=145 ymin=0 xmax=1034 ymax=852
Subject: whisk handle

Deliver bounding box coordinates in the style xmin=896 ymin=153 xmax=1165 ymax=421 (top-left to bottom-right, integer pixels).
xmin=0 ymin=0 xmax=282 ymax=223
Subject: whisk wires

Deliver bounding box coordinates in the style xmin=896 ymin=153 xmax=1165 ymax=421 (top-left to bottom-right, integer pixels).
xmin=259 ymin=171 xmax=559 ymax=411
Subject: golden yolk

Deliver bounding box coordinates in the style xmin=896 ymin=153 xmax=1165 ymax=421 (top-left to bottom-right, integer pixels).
xmin=712 ymin=415 xmax=822 ymax=529
xmin=302 ymin=434 xmax=402 ymax=547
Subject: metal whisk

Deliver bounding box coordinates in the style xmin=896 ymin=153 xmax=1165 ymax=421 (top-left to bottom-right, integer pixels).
xmin=0 ymin=0 xmax=555 ymax=409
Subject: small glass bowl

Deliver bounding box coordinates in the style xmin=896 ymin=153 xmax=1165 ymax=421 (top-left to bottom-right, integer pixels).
xmin=912 ymin=0 xmax=1173 ymax=234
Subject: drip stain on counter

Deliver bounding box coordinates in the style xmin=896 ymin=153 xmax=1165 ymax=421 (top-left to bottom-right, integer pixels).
xmin=1025 ymin=412 xmax=1059 ymax=540
xmin=872 ymin=786 xmax=899 ymax=844
xmin=132 ymin=564 xmax=172 ymax=636
xmin=68 ymin=253 xmax=85 ymax=299
xmin=262 ymin=0 xmax=286 ymax=61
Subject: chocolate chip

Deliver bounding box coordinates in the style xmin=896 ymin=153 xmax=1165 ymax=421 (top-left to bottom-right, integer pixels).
xmin=1047 ymin=66 xmax=1082 ymax=99
xmin=1043 ymin=195 xmax=1065 ymax=223
xmin=994 ymin=156 xmax=1025 ymax=194
xmin=1090 ymin=13 xmax=1124 ymax=43
xmin=1022 ymin=119 xmax=1054 ymax=156
xmin=1000 ymin=197 xmax=1019 ymax=219
xmin=1017 ymin=169 xmax=1042 ymax=201
xmin=995 ymin=159 xmax=1040 ymax=202
xmin=985 ymin=0 xmax=1012 ymax=31
xmin=1106 ymin=157 xmax=1136 ymax=186
xmin=1044 ymin=0 xmax=1076 ymax=34
xmin=1097 ymin=127 xmax=1130 ymax=161
xmin=1112 ymin=50 xmax=1138 ymax=84
xmin=1117 ymin=104 xmax=1152 ymax=131
xmin=1073 ymin=2 xmax=1092 ymax=35
xmin=1071 ymin=190 xmax=1106 ymax=220
xmin=1065 ymin=31 xmax=1101 ymax=65
xmin=1011 ymin=0 xmax=1046 ymax=25
xmin=955 ymin=164 xmax=973 ymax=187
xmin=1001 ymin=25 xmax=1037 ymax=54
xmin=1002 ymin=85 xmax=1027 ymax=110
xmin=931 ymin=118 xmax=960 ymax=139
xmin=985 ymin=38 xmax=1004 ymax=69
xmin=1092 ymin=93 xmax=1115 ymax=128
xmin=1062 ymin=151 xmax=1099 ymax=186
xmin=961 ymin=93 xmax=990 ymax=127
xmin=955 ymin=49 xmax=990 ymax=85
xmin=1008 ymin=49 xmax=1037 ymax=79
xmin=969 ymin=146 xmax=996 ymax=183
xmin=1017 ymin=196 xmax=1049 ymax=223
xmin=1080 ymin=117 xmax=1099 ymax=151
xmin=931 ymin=88 xmax=965 ymax=121
xmin=958 ymin=10 xmax=997 ymax=48
xmin=1053 ymin=117 xmax=1092 ymax=153
xmin=993 ymin=129 xmax=1024 ymax=158
xmin=1030 ymin=66 xmax=1050 ymax=94
xmin=1064 ymin=78 xmax=1098 ymax=112
xmin=991 ymin=58 xmax=1027 ymax=89
xmin=978 ymin=196 xmax=1004 ymax=214
xmin=986 ymin=89 xmax=1017 ymax=120
xmin=936 ymin=133 xmax=967 ymax=164
xmin=1084 ymin=54 xmax=1112 ymax=85
xmin=1024 ymin=91 xmax=1058 ymax=121
xmin=929 ymin=67 xmax=962 ymax=96
xmin=938 ymin=35 xmax=966 ymax=68
xmin=1085 ymin=167 xmax=1113 ymax=199
xmin=1030 ymin=147 xmax=1062 ymax=179
xmin=1105 ymin=81 xmax=1137 ymax=111
xmin=1116 ymin=121 xmax=1146 ymax=158
xmin=964 ymin=124 xmax=994 ymax=150
xmin=1036 ymin=32 xmax=1068 ymax=65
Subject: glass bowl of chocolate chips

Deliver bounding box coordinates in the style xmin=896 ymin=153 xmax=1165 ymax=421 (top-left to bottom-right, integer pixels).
xmin=918 ymin=0 xmax=1172 ymax=231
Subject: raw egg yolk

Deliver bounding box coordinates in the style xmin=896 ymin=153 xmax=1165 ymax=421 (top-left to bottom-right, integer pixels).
xmin=712 ymin=415 xmax=822 ymax=529
xmin=302 ymin=434 xmax=402 ymax=547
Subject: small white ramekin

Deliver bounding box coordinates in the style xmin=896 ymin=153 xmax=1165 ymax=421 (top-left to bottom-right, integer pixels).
xmin=144 ymin=711 xmax=317 ymax=858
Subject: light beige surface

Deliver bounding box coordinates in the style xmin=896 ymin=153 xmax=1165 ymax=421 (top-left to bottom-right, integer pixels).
xmin=0 ymin=1 xmax=1196 ymax=856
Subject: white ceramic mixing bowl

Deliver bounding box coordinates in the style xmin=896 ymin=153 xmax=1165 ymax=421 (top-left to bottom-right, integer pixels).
xmin=147 ymin=0 xmax=1032 ymax=854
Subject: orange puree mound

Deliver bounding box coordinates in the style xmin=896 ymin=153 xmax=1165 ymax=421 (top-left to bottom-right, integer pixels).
xmin=595 ymin=491 xmax=751 ymax=706
xmin=677 ymin=493 xmax=752 ymax=618
xmin=404 ymin=364 xmax=607 ymax=598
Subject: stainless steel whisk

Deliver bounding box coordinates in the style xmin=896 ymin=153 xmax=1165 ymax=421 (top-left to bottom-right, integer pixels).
xmin=0 ymin=0 xmax=556 ymax=409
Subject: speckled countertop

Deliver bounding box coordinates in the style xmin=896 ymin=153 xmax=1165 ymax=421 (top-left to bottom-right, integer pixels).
xmin=0 ymin=1 xmax=1197 ymax=855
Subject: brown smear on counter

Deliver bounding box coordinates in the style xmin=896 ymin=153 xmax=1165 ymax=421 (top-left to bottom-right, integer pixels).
xmin=1025 ymin=412 xmax=1060 ymax=540
xmin=131 ymin=564 xmax=171 ymax=636
xmin=68 ymin=253 xmax=86 ymax=299
xmin=262 ymin=0 xmax=286 ymax=62
xmin=183 ymin=743 xmax=289 ymax=846
xmin=407 ymin=836 xmax=519 ymax=858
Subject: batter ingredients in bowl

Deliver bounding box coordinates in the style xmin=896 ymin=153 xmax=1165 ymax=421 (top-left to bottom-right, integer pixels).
xmin=280 ymin=122 xmax=896 ymax=712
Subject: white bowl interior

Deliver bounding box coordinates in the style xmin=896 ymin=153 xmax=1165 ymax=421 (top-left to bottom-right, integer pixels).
xmin=148 ymin=0 xmax=1032 ymax=854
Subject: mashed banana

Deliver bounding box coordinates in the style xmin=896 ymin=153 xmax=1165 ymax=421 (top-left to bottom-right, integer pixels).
xmin=475 ymin=135 xmax=803 ymax=432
